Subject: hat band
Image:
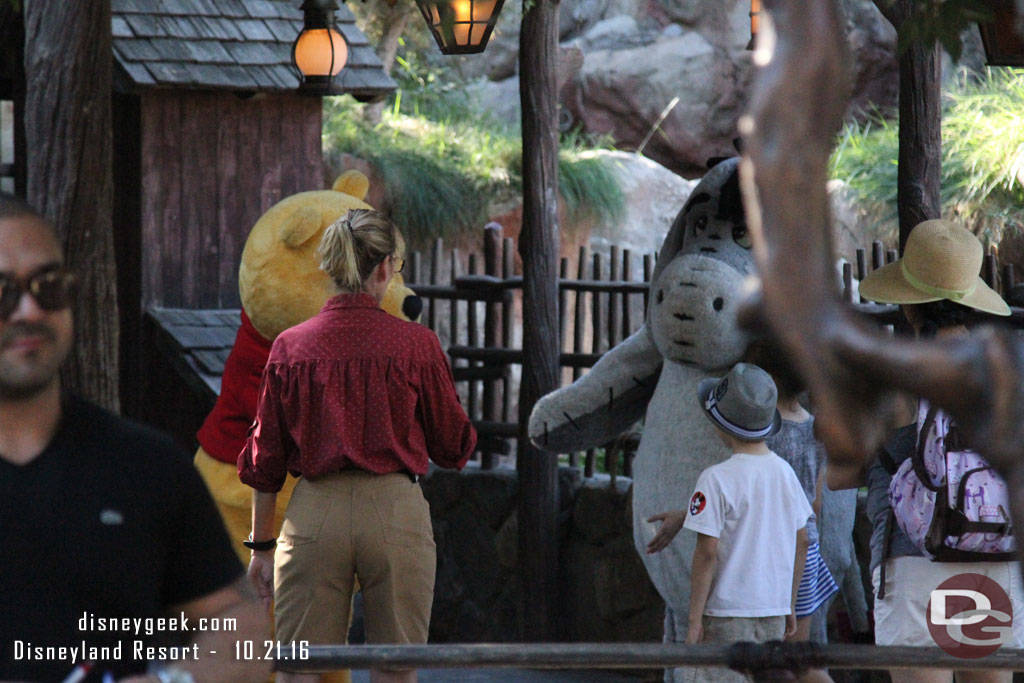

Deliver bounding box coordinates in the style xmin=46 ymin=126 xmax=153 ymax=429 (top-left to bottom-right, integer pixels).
xmin=900 ymin=261 xmax=976 ymax=302
xmin=705 ymin=396 xmax=774 ymax=439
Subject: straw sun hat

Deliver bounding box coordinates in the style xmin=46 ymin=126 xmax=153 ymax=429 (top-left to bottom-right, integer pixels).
xmin=858 ymin=219 xmax=1010 ymax=316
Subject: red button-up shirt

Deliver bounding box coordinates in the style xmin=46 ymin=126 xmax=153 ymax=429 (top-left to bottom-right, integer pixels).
xmin=238 ymin=293 xmax=476 ymax=493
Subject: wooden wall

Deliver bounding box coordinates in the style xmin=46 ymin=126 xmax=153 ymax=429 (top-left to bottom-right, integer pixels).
xmin=139 ymin=90 xmax=323 ymax=310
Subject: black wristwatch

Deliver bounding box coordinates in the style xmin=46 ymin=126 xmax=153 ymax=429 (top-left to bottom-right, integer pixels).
xmin=243 ymin=534 xmax=276 ymax=551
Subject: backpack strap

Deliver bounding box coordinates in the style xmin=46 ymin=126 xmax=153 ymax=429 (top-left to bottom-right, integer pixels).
xmin=876 ymin=507 xmax=895 ymax=600
xmin=877 ymin=447 xmax=898 ymax=477
xmin=912 ymin=405 xmax=944 ymax=493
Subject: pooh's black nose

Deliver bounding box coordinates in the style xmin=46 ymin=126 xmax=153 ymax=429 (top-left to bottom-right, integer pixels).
xmin=402 ymin=295 xmax=424 ymax=321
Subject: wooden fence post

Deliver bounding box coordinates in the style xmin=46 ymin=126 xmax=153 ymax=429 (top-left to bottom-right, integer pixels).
xmin=482 ymin=225 xmax=503 ymax=469
xmin=429 ymin=238 xmax=442 ymax=330
xmin=502 ymin=238 xmax=515 ymax=424
xmin=517 ymin=0 xmax=563 ymax=640
xmin=467 ymin=252 xmax=480 ymax=432
xmin=609 ymin=245 xmax=621 ymax=348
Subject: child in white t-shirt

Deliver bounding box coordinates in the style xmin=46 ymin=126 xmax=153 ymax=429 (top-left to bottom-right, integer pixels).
xmin=648 ymin=363 xmax=811 ymax=683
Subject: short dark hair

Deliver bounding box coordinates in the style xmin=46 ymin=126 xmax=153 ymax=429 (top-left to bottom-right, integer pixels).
xmin=0 ymin=193 xmax=44 ymax=222
xmin=916 ymin=299 xmax=971 ymax=339
xmin=743 ymin=338 xmax=805 ymax=399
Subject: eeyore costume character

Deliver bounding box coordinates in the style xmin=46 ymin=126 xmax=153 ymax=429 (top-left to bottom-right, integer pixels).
xmin=529 ymin=158 xmax=756 ymax=680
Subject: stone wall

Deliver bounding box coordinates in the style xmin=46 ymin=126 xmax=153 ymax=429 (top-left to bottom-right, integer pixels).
xmin=422 ymin=463 xmax=665 ymax=644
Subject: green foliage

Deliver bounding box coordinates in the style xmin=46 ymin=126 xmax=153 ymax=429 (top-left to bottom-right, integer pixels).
xmin=830 ymin=67 xmax=1024 ymax=244
xmin=896 ymin=0 xmax=994 ymax=61
xmin=322 ymin=96 xmax=624 ymax=246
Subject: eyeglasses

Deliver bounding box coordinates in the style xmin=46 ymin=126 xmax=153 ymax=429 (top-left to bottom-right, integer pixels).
xmin=0 ymin=267 xmax=77 ymax=321
xmin=373 ymin=254 xmax=405 ymax=274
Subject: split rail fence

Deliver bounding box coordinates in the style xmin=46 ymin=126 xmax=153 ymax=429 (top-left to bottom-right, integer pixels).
xmin=405 ymin=225 xmax=1024 ymax=477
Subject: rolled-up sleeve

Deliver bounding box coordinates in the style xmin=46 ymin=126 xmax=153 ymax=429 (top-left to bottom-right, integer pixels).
xmin=418 ymin=339 xmax=476 ymax=470
xmin=238 ymin=363 xmax=294 ymax=493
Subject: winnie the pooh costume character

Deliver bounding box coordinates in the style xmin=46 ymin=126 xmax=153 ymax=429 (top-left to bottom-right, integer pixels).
xmin=193 ymin=171 xmax=420 ymax=682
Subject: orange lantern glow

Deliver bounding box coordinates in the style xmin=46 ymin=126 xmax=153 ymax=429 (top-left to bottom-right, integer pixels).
xmin=291 ymin=0 xmax=349 ymax=95
xmin=415 ymin=0 xmax=505 ymax=55
xmin=294 ymin=28 xmax=347 ymax=77
xmin=748 ymin=0 xmax=761 ymax=50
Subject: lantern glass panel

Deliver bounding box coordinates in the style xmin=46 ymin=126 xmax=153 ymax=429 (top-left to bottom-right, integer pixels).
xmin=295 ymin=28 xmax=348 ymax=76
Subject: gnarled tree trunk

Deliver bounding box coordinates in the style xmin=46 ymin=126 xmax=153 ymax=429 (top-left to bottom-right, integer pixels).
xmin=23 ymin=0 xmax=119 ymax=411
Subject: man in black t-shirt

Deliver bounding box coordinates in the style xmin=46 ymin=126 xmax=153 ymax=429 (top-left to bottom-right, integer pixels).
xmin=0 ymin=194 xmax=270 ymax=682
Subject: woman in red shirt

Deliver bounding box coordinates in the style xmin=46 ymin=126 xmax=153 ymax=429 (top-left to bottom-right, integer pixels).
xmin=239 ymin=209 xmax=476 ymax=683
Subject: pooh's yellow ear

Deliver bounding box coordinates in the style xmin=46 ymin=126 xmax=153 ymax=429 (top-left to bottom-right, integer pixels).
xmin=278 ymin=206 xmax=322 ymax=248
xmin=332 ymin=170 xmax=370 ymax=201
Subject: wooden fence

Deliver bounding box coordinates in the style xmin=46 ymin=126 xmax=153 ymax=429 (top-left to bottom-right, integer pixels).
xmin=405 ymin=226 xmax=1024 ymax=478
xmin=403 ymin=224 xmax=653 ymax=477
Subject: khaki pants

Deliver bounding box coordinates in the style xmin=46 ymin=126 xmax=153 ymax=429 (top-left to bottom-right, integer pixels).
xmin=274 ymin=471 xmax=436 ymax=653
xmin=195 ymin=449 xmax=353 ymax=683
xmin=678 ymin=615 xmax=785 ymax=683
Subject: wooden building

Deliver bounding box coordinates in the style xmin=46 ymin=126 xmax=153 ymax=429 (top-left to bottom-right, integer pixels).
xmin=0 ymin=0 xmax=395 ymax=437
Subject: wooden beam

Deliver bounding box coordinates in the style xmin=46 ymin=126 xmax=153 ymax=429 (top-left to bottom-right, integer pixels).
xmin=23 ymin=0 xmax=119 ymax=410
xmin=871 ymin=0 xmax=942 ymax=250
xmin=517 ymin=0 xmax=562 ymax=641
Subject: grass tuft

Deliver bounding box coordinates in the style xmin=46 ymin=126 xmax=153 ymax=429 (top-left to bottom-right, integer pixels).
xmin=830 ymin=67 xmax=1024 ymax=245
xmin=322 ymin=95 xmax=624 ymax=246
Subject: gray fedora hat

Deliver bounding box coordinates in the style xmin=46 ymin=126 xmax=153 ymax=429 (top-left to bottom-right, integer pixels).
xmin=697 ymin=363 xmax=782 ymax=441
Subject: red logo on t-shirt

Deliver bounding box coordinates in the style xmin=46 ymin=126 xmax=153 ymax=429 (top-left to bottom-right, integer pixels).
xmin=689 ymin=492 xmax=706 ymax=516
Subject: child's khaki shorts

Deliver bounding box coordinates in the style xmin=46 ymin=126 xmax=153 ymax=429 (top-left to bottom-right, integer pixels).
xmin=273 ymin=470 xmax=436 ymax=654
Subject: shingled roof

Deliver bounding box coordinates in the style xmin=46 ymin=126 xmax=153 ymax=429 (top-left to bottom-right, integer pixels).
xmin=111 ymin=0 xmax=396 ymax=100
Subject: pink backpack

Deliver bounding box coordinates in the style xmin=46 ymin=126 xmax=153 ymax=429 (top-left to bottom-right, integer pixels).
xmin=888 ymin=401 xmax=1015 ymax=560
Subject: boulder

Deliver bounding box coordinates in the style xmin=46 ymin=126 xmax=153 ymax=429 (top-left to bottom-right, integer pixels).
xmin=464 ymin=1 xmax=903 ymax=177
xmin=586 ymin=150 xmax=698 ymax=259
xmin=841 ymin=0 xmax=898 ymax=115
xmin=564 ymin=30 xmax=753 ymax=176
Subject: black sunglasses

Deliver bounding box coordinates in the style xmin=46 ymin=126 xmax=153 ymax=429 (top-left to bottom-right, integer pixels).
xmin=0 ymin=267 xmax=77 ymax=320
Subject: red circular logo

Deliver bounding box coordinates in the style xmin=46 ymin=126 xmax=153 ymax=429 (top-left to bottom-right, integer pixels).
xmin=689 ymin=492 xmax=706 ymax=516
xmin=927 ymin=573 xmax=1013 ymax=658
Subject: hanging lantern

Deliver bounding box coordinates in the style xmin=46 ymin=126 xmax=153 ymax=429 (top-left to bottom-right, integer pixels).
xmin=978 ymin=0 xmax=1024 ymax=66
xmin=747 ymin=0 xmax=761 ymax=50
xmin=292 ymin=0 xmax=349 ymax=95
xmin=414 ymin=0 xmax=506 ymax=55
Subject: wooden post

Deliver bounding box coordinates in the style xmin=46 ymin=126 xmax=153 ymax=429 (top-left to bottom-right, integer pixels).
xmin=573 ymin=246 xmax=588 ymax=383
xmin=449 ymin=247 xmax=461 ymax=407
xmin=517 ymin=0 xmax=562 ymax=641
xmin=643 ymin=253 xmax=653 ymax=312
xmin=482 ymin=225 xmax=503 ymax=469
xmin=502 ymin=238 xmax=515 ymax=424
xmin=871 ymin=0 xmax=942 ymax=250
xmin=872 ymin=241 xmax=885 ymax=271
xmin=608 ymin=245 xmax=621 ymax=348
xmin=410 ymin=251 xmax=422 ymax=285
xmin=592 ymin=252 xmax=605 ymax=353
xmin=622 ymin=249 xmax=633 ymax=338
xmin=24 ymin=0 xmax=119 ymax=410
xmin=429 ymin=238 xmax=442 ymax=331
xmin=467 ymin=253 xmax=480 ymax=427
xmin=855 ymin=248 xmax=867 ymax=303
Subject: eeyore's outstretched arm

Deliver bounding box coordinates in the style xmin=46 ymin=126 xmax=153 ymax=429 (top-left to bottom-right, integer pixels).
xmin=528 ymin=326 xmax=662 ymax=453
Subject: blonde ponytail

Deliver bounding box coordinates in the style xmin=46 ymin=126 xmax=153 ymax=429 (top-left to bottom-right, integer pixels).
xmin=317 ymin=209 xmax=398 ymax=292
